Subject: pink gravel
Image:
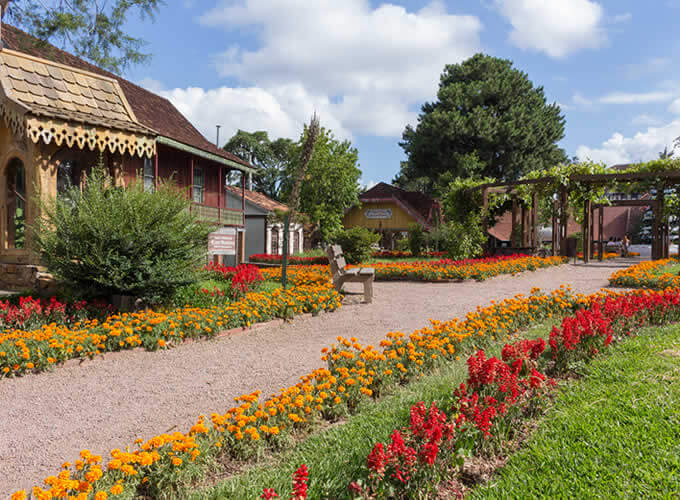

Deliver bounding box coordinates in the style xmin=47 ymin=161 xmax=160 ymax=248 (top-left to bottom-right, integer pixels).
xmin=0 ymin=259 xmax=635 ymax=495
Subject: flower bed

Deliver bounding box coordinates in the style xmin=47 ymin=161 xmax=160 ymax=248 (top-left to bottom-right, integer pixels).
xmin=0 ymin=272 xmax=340 ymax=378
xmin=609 ymin=259 xmax=680 ymax=289
xmin=0 ymin=296 xmax=115 ymax=331
xmin=371 ymin=250 xmax=446 ymax=259
xmin=260 ymin=255 xmax=567 ymax=283
xmin=249 ymin=251 xmax=447 ymax=266
xmin=369 ymin=255 xmax=565 ymax=281
xmin=249 ymin=254 xmax=330 ymax=265
xmin=262 ymin=289 xmax=680 ymax=498
xmin=16 ymin=286 xmax=590 ymax=498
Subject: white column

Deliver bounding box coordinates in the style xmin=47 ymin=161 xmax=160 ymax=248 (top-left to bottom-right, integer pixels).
xmin=278 ymin=226 xmax=284 ymax=255
xmin=265 ymin=224 xmax=272 ymax=254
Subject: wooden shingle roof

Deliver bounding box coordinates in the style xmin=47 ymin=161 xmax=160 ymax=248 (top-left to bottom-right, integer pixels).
xmin=0 ymin=48 xmax=150 ymax=135
xmin=1 ymin=24 xmax=253 ymax=169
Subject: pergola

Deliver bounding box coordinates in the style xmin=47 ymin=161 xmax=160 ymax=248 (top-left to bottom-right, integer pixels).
xmin=479 ymin=170 xmax=680 ymax=262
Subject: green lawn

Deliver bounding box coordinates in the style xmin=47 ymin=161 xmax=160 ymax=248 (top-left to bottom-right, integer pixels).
xmin=652 ymin=262 xmax=680 ymax=276
xmin=188 ymin=322 xmax=558 ymax=500
xmin=471 ymin=323 xmax=680 ymax=499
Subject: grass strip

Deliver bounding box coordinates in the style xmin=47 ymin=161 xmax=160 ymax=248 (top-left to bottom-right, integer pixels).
xmin=471 ymin=323 xmax=680 ymax=499
xmin=192 ymin=322 xmax=556 ymax=499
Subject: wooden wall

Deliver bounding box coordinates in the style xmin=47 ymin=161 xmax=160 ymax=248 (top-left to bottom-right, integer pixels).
xmin=343 ymin=200 xmax=418 ymax=231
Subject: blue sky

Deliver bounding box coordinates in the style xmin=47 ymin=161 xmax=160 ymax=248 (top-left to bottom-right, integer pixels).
xmin=119 ymin=0 xmax=680 ymax=187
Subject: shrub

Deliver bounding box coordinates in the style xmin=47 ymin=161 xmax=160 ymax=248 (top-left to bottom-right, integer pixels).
xmin=441 ymin=215 xmax=486 ymax=260
xmin=407 ymin=223 xmax=425 ymax=255
xmin=33 ymin=167 xmax=214 ymax=305
xmin=333 ymin=227 xmax=380 ymax=264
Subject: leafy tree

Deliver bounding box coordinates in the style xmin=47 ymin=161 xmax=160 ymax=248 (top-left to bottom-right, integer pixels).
xmin=223 ymin=130 xmax=295 ymax=201
xmin=33 ymin=167 xmax=213 ymax=304
xmin=281 ymin=128 xmax=361 ymax=243
xmin=4 ymin=0 xmax=162 ymax=73
xmin=659 ymin=146 xmax=674 ymax=159
xmin=396 ymin=54 xmax=567 ymax=194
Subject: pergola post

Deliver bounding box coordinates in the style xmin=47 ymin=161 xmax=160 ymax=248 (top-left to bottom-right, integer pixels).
xmin=551 ymin=198 xmax=559 ymax=256
xmin=598 ymin=206 xmax=604 ymax=261
xmin=559 ymin=185 xmax=568 ymax=257
xmin=511 ymin=198 xmax=521 ymax=247
xmin=653 ymin=187 xmax=664 ymax=260
xmin=590 ymin=207 xmax=595 ymax=259
xmin=531 ymin=191 xmax=538 ymax=249
xmin=583 ymin=199 xmax=591 ymax=263
xmin=481 ymin=187 xmax=489 ymax=251
xmin=521 ymin=204 xmax=530 ymax=247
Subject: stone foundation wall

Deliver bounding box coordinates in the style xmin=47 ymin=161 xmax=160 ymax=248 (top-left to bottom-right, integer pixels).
xmin=0 ymin=262 xmax=56 ymax=292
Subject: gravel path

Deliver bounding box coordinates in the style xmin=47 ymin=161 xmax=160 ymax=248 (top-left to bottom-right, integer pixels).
xmin=0 ymin=259 xmax=636 ymax=495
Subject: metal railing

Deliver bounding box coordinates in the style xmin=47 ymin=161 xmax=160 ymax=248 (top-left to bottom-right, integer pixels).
xmin=190 ymin=203 xmax=244 ymax=226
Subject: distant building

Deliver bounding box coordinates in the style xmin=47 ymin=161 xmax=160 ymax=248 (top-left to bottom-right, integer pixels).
xmin=225 ymin=187 xmax=304 ymax=259
xmin=343 ymin=182 xmax=443 ymax=249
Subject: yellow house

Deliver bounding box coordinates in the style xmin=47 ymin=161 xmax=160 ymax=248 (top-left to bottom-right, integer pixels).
xmin=343 ymin=182 xmax=442 ymax=248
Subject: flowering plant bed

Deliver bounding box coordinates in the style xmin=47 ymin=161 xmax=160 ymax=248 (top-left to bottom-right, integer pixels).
xmin=260 ymin=289 xmax=680 ymax=498
xmin=16 ymin=284 xmax=680 ymax=499
xmin=0 ymin=296 xmax=115 ymax=331
xmin=14 ymin=286 xmax=587 ymax=498
xmin=249 ymin=251 xmax=447 ymax=266
xmin=249 ymin=254 xmax=330 ymax=265
xmin=369 ymin=255 xmax=565 ymax=281
xmin=260 ymin=255 xmax=566 ymax=283
xmin=0 ymin=272 xmax=339 ymax=379
xmin=609 ymin=258 xmax=680 ymax=289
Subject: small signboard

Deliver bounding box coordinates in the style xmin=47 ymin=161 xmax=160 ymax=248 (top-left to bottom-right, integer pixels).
xmin=209 ymin=229 xmax=236 ymax=255
xmin=365 ymin=208 xmax=392 ymax=220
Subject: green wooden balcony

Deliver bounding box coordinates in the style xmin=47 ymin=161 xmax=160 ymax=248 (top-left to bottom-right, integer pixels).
xmin=190 ymin=203 xmax=244 ymax=226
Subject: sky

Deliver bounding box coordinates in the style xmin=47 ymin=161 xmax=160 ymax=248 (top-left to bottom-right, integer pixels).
xmin=117 ymin=0 xmax=680 ymax=188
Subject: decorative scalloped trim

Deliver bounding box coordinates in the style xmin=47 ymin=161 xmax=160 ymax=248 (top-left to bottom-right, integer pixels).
xmin=25 ymin=116 xmax=155 ymax=158
xmin=0 ymin=101 xmax=26 ymax=139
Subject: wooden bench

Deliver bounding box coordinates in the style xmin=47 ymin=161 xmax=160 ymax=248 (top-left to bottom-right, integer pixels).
xmin=327 ymin=245 xmax=375 ymax=303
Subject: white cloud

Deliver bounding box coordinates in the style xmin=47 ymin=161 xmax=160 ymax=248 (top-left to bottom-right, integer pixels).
xmin=572 ymin=92 xmax=594 ymax=108
xmin=576 ymin=121 xmax=680 ymax=165
xmin=611 ymin=12 xmax=632 ymax=23
xmin=669 ymin=98 xmax=680 ymax=114
xmin=154 ymin=84 xmax=352 ymax=142
xmin=624 ymin=57 xmax=671 ymax=78
xmin=494 ymin=0 xmax=605 ymax=58
xmin=183 ymin=0 xmax=482 ymax=139
xmin=599 ymin=90 xmax=675 ymax=104
xmin=631 ymin=114 xmax=662 ymax=126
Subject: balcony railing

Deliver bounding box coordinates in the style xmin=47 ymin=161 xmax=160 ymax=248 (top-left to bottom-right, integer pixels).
xmin=190 ymin=203 xmax=244 ymax=226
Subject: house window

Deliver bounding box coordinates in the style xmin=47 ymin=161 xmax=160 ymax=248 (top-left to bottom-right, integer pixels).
xmin=271 ymin=228 xmax=279 ymax=255
xmin=143 ymin=157 xmax=155 ymax=192
xmin=293 ymin=230 xmax=300 ymax=254
xmin=6 ymin=158 xmax=26 ymax=249
xmin=193 ymin=166 xmax=204 ymax=203
xmin=57 ymin=159 xmax=82 ymax=193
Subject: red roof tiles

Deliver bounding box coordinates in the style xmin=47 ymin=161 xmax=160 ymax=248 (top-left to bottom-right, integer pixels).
xmin=225 ymin=185 xmax=289 ymax=213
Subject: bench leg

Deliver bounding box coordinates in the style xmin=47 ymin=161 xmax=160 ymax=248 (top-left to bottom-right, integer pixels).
xmin=363 ymin=278 xmax=373 ymax=304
